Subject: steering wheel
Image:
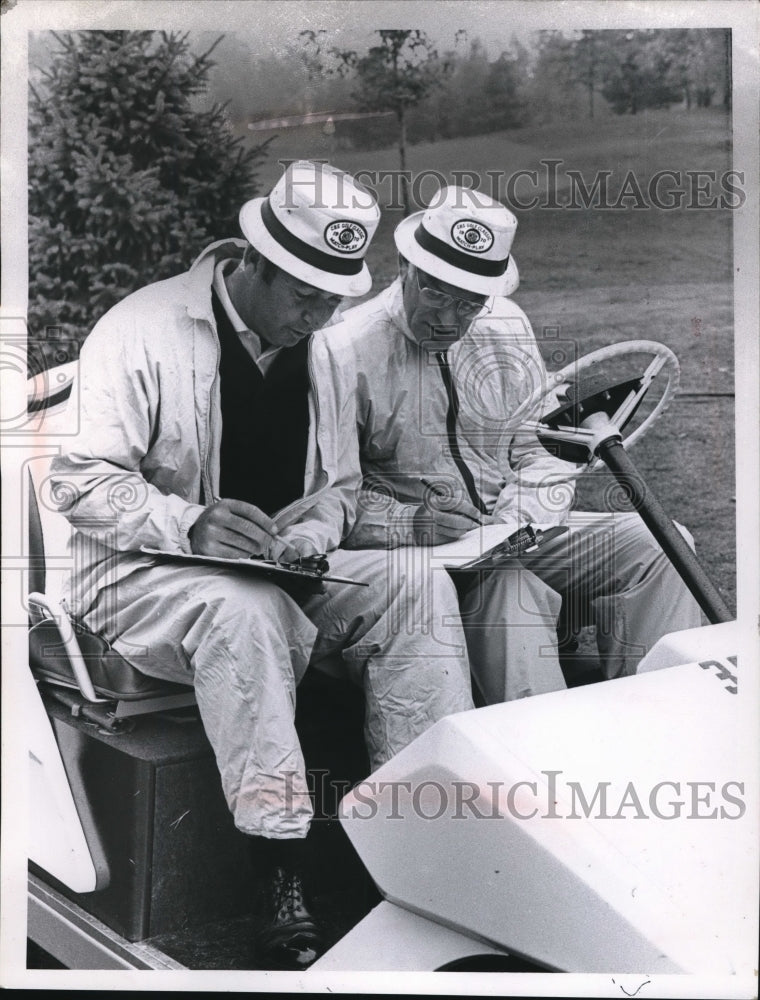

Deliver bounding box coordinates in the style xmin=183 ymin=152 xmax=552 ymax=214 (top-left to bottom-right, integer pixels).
xmin=509 ymin=340 xmax=680 ymax=481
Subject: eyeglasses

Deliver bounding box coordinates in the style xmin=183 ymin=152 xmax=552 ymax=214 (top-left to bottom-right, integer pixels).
xmin=415 ymin=269 xmax=492 ymax=317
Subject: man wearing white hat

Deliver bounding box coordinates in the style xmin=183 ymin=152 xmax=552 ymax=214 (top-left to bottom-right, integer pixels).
xmin=50 ymin=162 xmax=475 ymax=969
xmin=320 ymin=185 xmax=701 ymax=703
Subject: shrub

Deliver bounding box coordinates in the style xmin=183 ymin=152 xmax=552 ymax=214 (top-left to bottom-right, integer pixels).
xmin=28 ymin=30 xmax=270 ymax=373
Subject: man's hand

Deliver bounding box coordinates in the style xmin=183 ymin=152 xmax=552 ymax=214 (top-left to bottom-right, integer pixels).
xmin=278 ymin=534 xmax=320 ymax=559
xmin=189 ymin=499 xmax=299 ymax=562
xmin=412 ymin=495 xmax=493 ymax=546
xmin=268 ymin=531 xmax=328 ymax=597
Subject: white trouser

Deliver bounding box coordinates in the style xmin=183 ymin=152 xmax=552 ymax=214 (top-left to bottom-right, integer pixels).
xmin=82 ymin=548 xmax=474 ymax=838
xmin=459 ymin=510 xmax=703 ymax=704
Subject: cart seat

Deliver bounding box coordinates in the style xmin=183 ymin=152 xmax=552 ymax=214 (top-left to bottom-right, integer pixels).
xmin=27 ymin=362 xmax=196 ymax=721
xmin=28 ymin=617 xmax=194 ymax=702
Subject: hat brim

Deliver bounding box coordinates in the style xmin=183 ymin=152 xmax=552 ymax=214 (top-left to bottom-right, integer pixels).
xmin=239 ymin=198 xmax=372 ymax=298
xmin=394 ymin=211 xmax=519 ymax=297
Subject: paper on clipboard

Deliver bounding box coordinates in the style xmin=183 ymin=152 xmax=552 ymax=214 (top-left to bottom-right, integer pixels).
xmin=428 ymin=524 xmax=568 ymax=570
xmin=139 ymin=548 xmax=369 ymax=586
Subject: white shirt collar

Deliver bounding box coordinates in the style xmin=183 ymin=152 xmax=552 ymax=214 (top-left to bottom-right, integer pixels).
xmin=213 ymin=259 xmax=252 ymax=336
xmin=213 ymin=259 xmax=282 ymax=372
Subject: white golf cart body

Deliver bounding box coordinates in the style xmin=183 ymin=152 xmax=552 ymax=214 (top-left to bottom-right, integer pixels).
xmin=315 ymin=622 xmax=755 ymax=973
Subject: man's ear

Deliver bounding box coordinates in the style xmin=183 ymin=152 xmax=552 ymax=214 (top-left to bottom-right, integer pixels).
xmin=241 ymin=244 xmax=259 ymax=273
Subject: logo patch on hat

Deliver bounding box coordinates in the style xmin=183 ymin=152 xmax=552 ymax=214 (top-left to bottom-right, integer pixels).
xmin=324 ymin=220 xmax=368 ymax=254
xmin=451 ymin=220 xmax=494 ymax=254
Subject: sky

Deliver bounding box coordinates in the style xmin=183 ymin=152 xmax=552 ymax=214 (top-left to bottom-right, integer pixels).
xmin=205 ymin=1 xmax=530 ymax=59
xmin=27 ymin=3 xmax=531 ymax=69
xmin=26 ymin=0 xmax=741 ymax=69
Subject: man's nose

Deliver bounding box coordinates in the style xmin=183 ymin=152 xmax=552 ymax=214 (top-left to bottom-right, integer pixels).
xmin=431 ymin=305 xmax=463 ymax=336
xmin=437 ymin=299 xmax=461 ymax=322
xmin=302 ymin=300 xmax=334 ymax=328
xmin=299 ymin=303 xmax=317 ymax=329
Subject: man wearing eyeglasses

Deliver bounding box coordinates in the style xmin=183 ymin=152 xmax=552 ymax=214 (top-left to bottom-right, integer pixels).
xmin=319 ymin=185 xmax=701 ymax=705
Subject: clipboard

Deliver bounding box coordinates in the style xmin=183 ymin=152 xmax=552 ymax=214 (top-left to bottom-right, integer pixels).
xmin=140 ymin=548 xmax=369 ymax=586
xmin=448 ymin=524 xmax=568 ymax=573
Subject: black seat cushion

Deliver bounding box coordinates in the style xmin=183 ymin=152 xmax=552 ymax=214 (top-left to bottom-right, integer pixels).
xmin=29 ymin=619 xmax=194 ymax=701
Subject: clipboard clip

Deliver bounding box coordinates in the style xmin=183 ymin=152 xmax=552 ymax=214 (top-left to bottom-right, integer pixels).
xmin=455 ymin=524 xmax=568 ymax=572
xmin=280 ymin=553 xmax=330 ymax=576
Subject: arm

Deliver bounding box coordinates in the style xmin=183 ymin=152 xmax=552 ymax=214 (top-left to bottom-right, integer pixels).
xmin=50 ymin=309 xmax=205 ymax=554
xmin=342 ymin=488 xmax=418 ymax=549
xmin=345 ymin=487 xmax=487 ymax=549
xmin=276 ymin=332 xmax=363 ymax=555
xmin=491 ymin=448 xmax=576 ymax=533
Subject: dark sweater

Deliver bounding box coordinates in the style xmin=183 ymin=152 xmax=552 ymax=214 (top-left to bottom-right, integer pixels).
xmin=213 ymin=291 xmax=310 ymax=516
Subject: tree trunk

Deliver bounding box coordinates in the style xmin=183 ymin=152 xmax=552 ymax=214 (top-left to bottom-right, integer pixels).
xmin=398 ymin=106 xmax=411 ymax=216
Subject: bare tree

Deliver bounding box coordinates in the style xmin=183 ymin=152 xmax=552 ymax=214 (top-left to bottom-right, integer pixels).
xmin=300 ymin=29 xmax=450 ymax=215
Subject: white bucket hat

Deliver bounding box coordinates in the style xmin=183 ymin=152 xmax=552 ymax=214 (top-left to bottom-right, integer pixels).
xmin=394 ymin=186 xmax=519 ymax=297
xmin=239 ymin=160 xmax=381 ymax=297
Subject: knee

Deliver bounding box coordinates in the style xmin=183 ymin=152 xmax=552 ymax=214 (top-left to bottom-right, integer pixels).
xmin=621 ymin=513 xmax=696 ymax=559
xmin=611 ymin=513 xmax=668 ymax=569
xmin=606 ymin=514 xmax=700 ymax=592
xmin=615 ymin=512 xmax=656 ymax=548
xmin=616 ymin=512 xmax=694 ymax=553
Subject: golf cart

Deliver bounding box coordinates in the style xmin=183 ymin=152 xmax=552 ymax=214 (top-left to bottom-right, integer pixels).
xmin=21 ymin=341 xmax=754 ymax=976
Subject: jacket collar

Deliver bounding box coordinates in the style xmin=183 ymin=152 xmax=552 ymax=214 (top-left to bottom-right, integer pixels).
xmin=185 ymin=238 xmax=247 ymax=324
xmin=383 ymin=274 xmax=462 ymax=354
xmin=382 ymin=276 xmax=418 ymax=345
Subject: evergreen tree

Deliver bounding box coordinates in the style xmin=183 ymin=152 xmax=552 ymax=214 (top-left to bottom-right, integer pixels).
xmin=28 ymin=30 xmax=270 ymax=372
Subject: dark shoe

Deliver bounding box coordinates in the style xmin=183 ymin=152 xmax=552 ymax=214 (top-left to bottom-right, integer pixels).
xmin=257 ymin=865 xmax=324 ymax=970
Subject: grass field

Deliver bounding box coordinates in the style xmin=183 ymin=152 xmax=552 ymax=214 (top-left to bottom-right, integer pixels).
xmin=251 ymin=108 xmax=736 ymax=609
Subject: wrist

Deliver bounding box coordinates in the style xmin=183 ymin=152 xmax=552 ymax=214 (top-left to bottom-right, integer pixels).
xmin=181 ymin=505 xmax=205 ymax=554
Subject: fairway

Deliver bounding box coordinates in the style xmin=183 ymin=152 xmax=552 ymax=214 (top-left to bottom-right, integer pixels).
xmin=254 ymin=108 xmax=736 ymax=608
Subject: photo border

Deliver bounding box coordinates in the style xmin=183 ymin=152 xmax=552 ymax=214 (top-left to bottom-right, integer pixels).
xmin=2 ymin=2 xmax=758 ymax=994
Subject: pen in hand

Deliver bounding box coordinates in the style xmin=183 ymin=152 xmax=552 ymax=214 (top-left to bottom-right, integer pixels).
xmin=191 ymin=496 xmax=298 ymax=561
xmin=420 ymin=479 xmax=483 ymax=524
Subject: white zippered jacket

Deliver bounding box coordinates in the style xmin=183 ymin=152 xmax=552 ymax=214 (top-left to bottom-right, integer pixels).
xmin=50 ymin=239 xmax=360 ymax=615
xmin=315 ymin=277 xmax=575 ymax=549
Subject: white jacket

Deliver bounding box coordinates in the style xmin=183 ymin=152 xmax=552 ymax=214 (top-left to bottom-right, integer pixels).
xmin=51 ymin=239 xmax=360 ymax=612
xmin=316 ymin=278 xmax=575 ymax=548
